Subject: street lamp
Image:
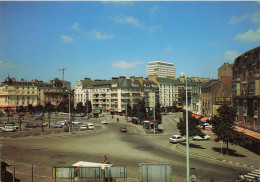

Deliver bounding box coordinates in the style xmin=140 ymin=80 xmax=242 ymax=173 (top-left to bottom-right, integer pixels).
xmin=66 ymin=89 xmax=71 ymax=133
xmin=181 ymin=72 xmax=189 ymax=182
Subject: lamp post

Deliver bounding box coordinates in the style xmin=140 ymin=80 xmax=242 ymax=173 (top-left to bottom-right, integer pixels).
xmin=153 ymin=91 xmax=156 ymax=134
xmin=66 ymin=89 xmax=71 ymax=134
xmin=181 ymin=72 xmax=189 ymax=182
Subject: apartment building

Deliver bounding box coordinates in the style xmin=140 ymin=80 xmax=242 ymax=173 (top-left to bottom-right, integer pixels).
xmin=147 ymin=61 xmax=176 ymax=78
xmin=201 ymin=63 xmax=233 ymax=117
xmin=0 ymin=76 xmax=64 ymax=111
xmin=232 ymin=46 xmax=260 ymax=129
xmin=74 ymin=76 xmax=158 ymax=114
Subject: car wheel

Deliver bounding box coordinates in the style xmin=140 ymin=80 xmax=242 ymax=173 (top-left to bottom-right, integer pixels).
xmin=207 ymin=138 xmax=210 ymax=141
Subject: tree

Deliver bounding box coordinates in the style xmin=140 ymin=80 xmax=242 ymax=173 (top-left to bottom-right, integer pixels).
xmin=211 ymin=104 xmax=245 ymax=154
xmin=35 ymin=104 xmax=43 ymax=113
xmin=57 ymin=101 xmax=67 ymax=113
xmin=126 ymin=103 xmax=132 ymax=117
xmin=155 ymin=102 xmax=162 ymax=124
xmin=136 ymin=98 xmax=147 ymax=122
xmin=85 ymin=101 xmax=92 ymax=115
xmin=28 ymin=104 xmax=35 ymax=113
xmin=131 ymin=106 xmax=137 ymax=117
xmin=177 ymin=111 xmax=204 ymax=137
xmin=76 ymin=102 xmax=84 ymax=114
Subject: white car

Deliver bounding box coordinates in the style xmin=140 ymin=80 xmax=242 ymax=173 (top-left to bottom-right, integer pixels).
xmin=2 ymin=126 xmax=16 ymax=132
xmin=101 ymin=120 xmax=109 ymax=124
xmin=192 ymin=135 xmax=210 ymax=141
xmin=72 ymin=120 xmax=82 ymax=125
xmin=80 ymin=125 xmax=87 ymax=131
xmin=87 ymin=123 xmax=95 ymax=130
xmin=6 ymin=123 xmax=19 ymax=130
xmin=169 ymin=135 xmax=186 ymax=143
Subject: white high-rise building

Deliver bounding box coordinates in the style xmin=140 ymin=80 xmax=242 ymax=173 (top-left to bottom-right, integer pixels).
xmin=147 ymin=61 xmax=176 ymax=78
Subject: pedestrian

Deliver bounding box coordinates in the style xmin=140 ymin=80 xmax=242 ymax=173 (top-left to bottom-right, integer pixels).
xmin=117 ymin=117 xmax=119 ymax=123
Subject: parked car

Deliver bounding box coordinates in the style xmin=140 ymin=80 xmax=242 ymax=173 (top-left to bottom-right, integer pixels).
xmin=99 ymin=114 xmax=104 ymax=117
xmin=87 ymin=123 xmax=95 ymax=130
xmin=192 ymin=135 xmax=210 ymax=141
xmin=25 ymin=123 xmax=38 ymax=128
xmin=2 ymin=126 xmax=16 ymax=132
xmin=169 ymin=135 xmax=186 ymax=143
xmin=120 ymin=126 xmax=127 ymax=133
xmin=37 ymin=122 xmax=48 ymax=127
xmin=81 ymin=116 xmax=89 ymax=119
xmin=80 ymin=125 xmax=87 ymax=131
xmin=6 ymin=123 xmax=19 ymax=130
xmin=72 ymin=120 xmax=82 ymax=125
xmin=59 ymin=121 xmax=67 ymax=126
xmin=51 ymin=123 xmax=63 ymax=128
xmin=101 ymin=120 xmax=109 ymax=124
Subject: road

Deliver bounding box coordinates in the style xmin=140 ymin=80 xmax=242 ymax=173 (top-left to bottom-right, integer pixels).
xmin=0 ymin=113 xmax=246 ymax=181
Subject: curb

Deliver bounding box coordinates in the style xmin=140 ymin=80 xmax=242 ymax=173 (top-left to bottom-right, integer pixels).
xmin=172 ymin=144 xmax=260 ymax=170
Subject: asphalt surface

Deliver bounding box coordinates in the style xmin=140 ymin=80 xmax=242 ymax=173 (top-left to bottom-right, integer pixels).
xmin=0 ymin=113 xmax=257 ymax=182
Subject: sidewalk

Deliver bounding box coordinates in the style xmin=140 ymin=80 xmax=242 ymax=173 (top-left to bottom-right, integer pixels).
xmin=174 ymin=131 xmax=260 ymax=170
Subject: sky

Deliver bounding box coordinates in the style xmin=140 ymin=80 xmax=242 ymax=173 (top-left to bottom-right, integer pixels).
xmin=0 ymin=1 xmax=260 ymax=86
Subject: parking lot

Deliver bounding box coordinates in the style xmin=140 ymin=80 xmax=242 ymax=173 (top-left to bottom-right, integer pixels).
xmin=0 ymin=113 xmax=107 ymax=138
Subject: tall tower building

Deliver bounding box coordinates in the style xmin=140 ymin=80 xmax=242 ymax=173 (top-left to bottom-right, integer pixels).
xmin=147 ymin=61 xmax=176 ymax=78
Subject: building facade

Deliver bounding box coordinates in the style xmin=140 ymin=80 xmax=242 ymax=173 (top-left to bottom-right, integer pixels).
xmin=232 ymin=46 xmax=260 ymax=129
xmin=74 ymin=76 xmax=159 ymax=114
xmin=0 ymin=76 xmax=65 ymax=111
xmin=147 ymin=61 xmax=176 ymax=78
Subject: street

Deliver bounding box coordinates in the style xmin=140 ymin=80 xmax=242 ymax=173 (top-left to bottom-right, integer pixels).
xmin=0 ymin=113 xmax=254 ymax=181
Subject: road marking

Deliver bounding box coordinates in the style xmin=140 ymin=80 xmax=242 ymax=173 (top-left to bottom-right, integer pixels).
xmin=170 ymin=144 xmax=259 ymax=170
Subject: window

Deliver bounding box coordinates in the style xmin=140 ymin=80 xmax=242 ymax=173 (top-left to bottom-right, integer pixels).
xmin=232 ymin=84 xmax=237 ymax=93
xmin=243 ymin=101 xmax=247 ymax=114
xmin=252 ymin=64 xmax=257 ymax=74
xmin=253 ymin=101 xmax=258 ymax=115
xmin=249 ymin=82 xmax=255 ymax=93
xmin=242 ymin=68 xmax=246 ymax=77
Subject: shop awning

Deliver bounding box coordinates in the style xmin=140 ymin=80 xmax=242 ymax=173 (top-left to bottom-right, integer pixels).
xmin=201 ymin=117 xmax=209 ymax=121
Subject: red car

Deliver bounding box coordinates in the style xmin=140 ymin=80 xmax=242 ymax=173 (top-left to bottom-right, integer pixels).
xmin=120 ymin=126 xmax=127 ymax=133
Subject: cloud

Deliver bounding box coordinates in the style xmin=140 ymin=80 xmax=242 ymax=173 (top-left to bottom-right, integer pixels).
xmin=110 ymin=60 xmax=145 ymax=68
xmin=149 ymin=5 xmax=158 ymax=15
xmin=111 ymin=15 xmax=144 ymax=29
xmin=72 ymin=22 xmax=82 ymax=31
xmin=61 ymin=35 xmax=74 ymax=43
xmin=0 ymin=60 xmax=20 ymax=68
xmin=164 ymin=46 xmax=173 ymax=53
xmin=89 ymin=29 xmax=114 ymax=40
xmin=235 ymin=27 xmax=260 ymax=42
xmin=223 ymin=50 xmax=241 ymax=62
xmin=230 ymin=14 xmax=248 ymax=23
xmin=251 ymin=9 xmax=260 ymax=24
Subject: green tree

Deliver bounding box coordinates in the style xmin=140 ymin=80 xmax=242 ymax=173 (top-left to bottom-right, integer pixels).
xmin=131 ymin=106 xmax=137 ymax=117
xmin=126 ymin=102 xmax=132 ymax=117
xmin=155 ymin=102 xmax=162 ymax=124
xmin=28 ymin=104 xmax=35 ymax=113
xmin=57 ymin=101 xmax=67 ymax=113
xmin=177 ymin=111 xmax=204 ymax=137
xmin=136 ymin=98 xmax=147 ymax=122
xmin=44 ymin=102 xmax=55 ymax=113
xmin=211 ymin=104 xmax=245 ymax=154
xmin=76 ymin=102 xmax=84 ymax=114
xmin=35 ymin=104 xmax=43 ymax=113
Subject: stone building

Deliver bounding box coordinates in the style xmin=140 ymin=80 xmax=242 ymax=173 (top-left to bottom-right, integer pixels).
xmin=201 ymin=63 xmax=233 ymax=117
xmin=232 ymin=46 xmax=260 ymax=129
xmin=0 ymin=76 xmax=65 ymax=111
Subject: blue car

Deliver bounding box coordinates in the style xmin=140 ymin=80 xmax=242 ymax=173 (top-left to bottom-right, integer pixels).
xmin=51 ymin=123 xmax=63 ymax=128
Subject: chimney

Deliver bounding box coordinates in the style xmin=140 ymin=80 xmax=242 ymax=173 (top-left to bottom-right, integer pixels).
xmin=119 ymin=76 xmax=126 ymax=84
xmin=136 ymin=77 xmax=143 ymax=86
xmin=130 ymin=76 xmax=135 ymax=83
xmin=111 ymin=77 xmax=119 ymax=83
